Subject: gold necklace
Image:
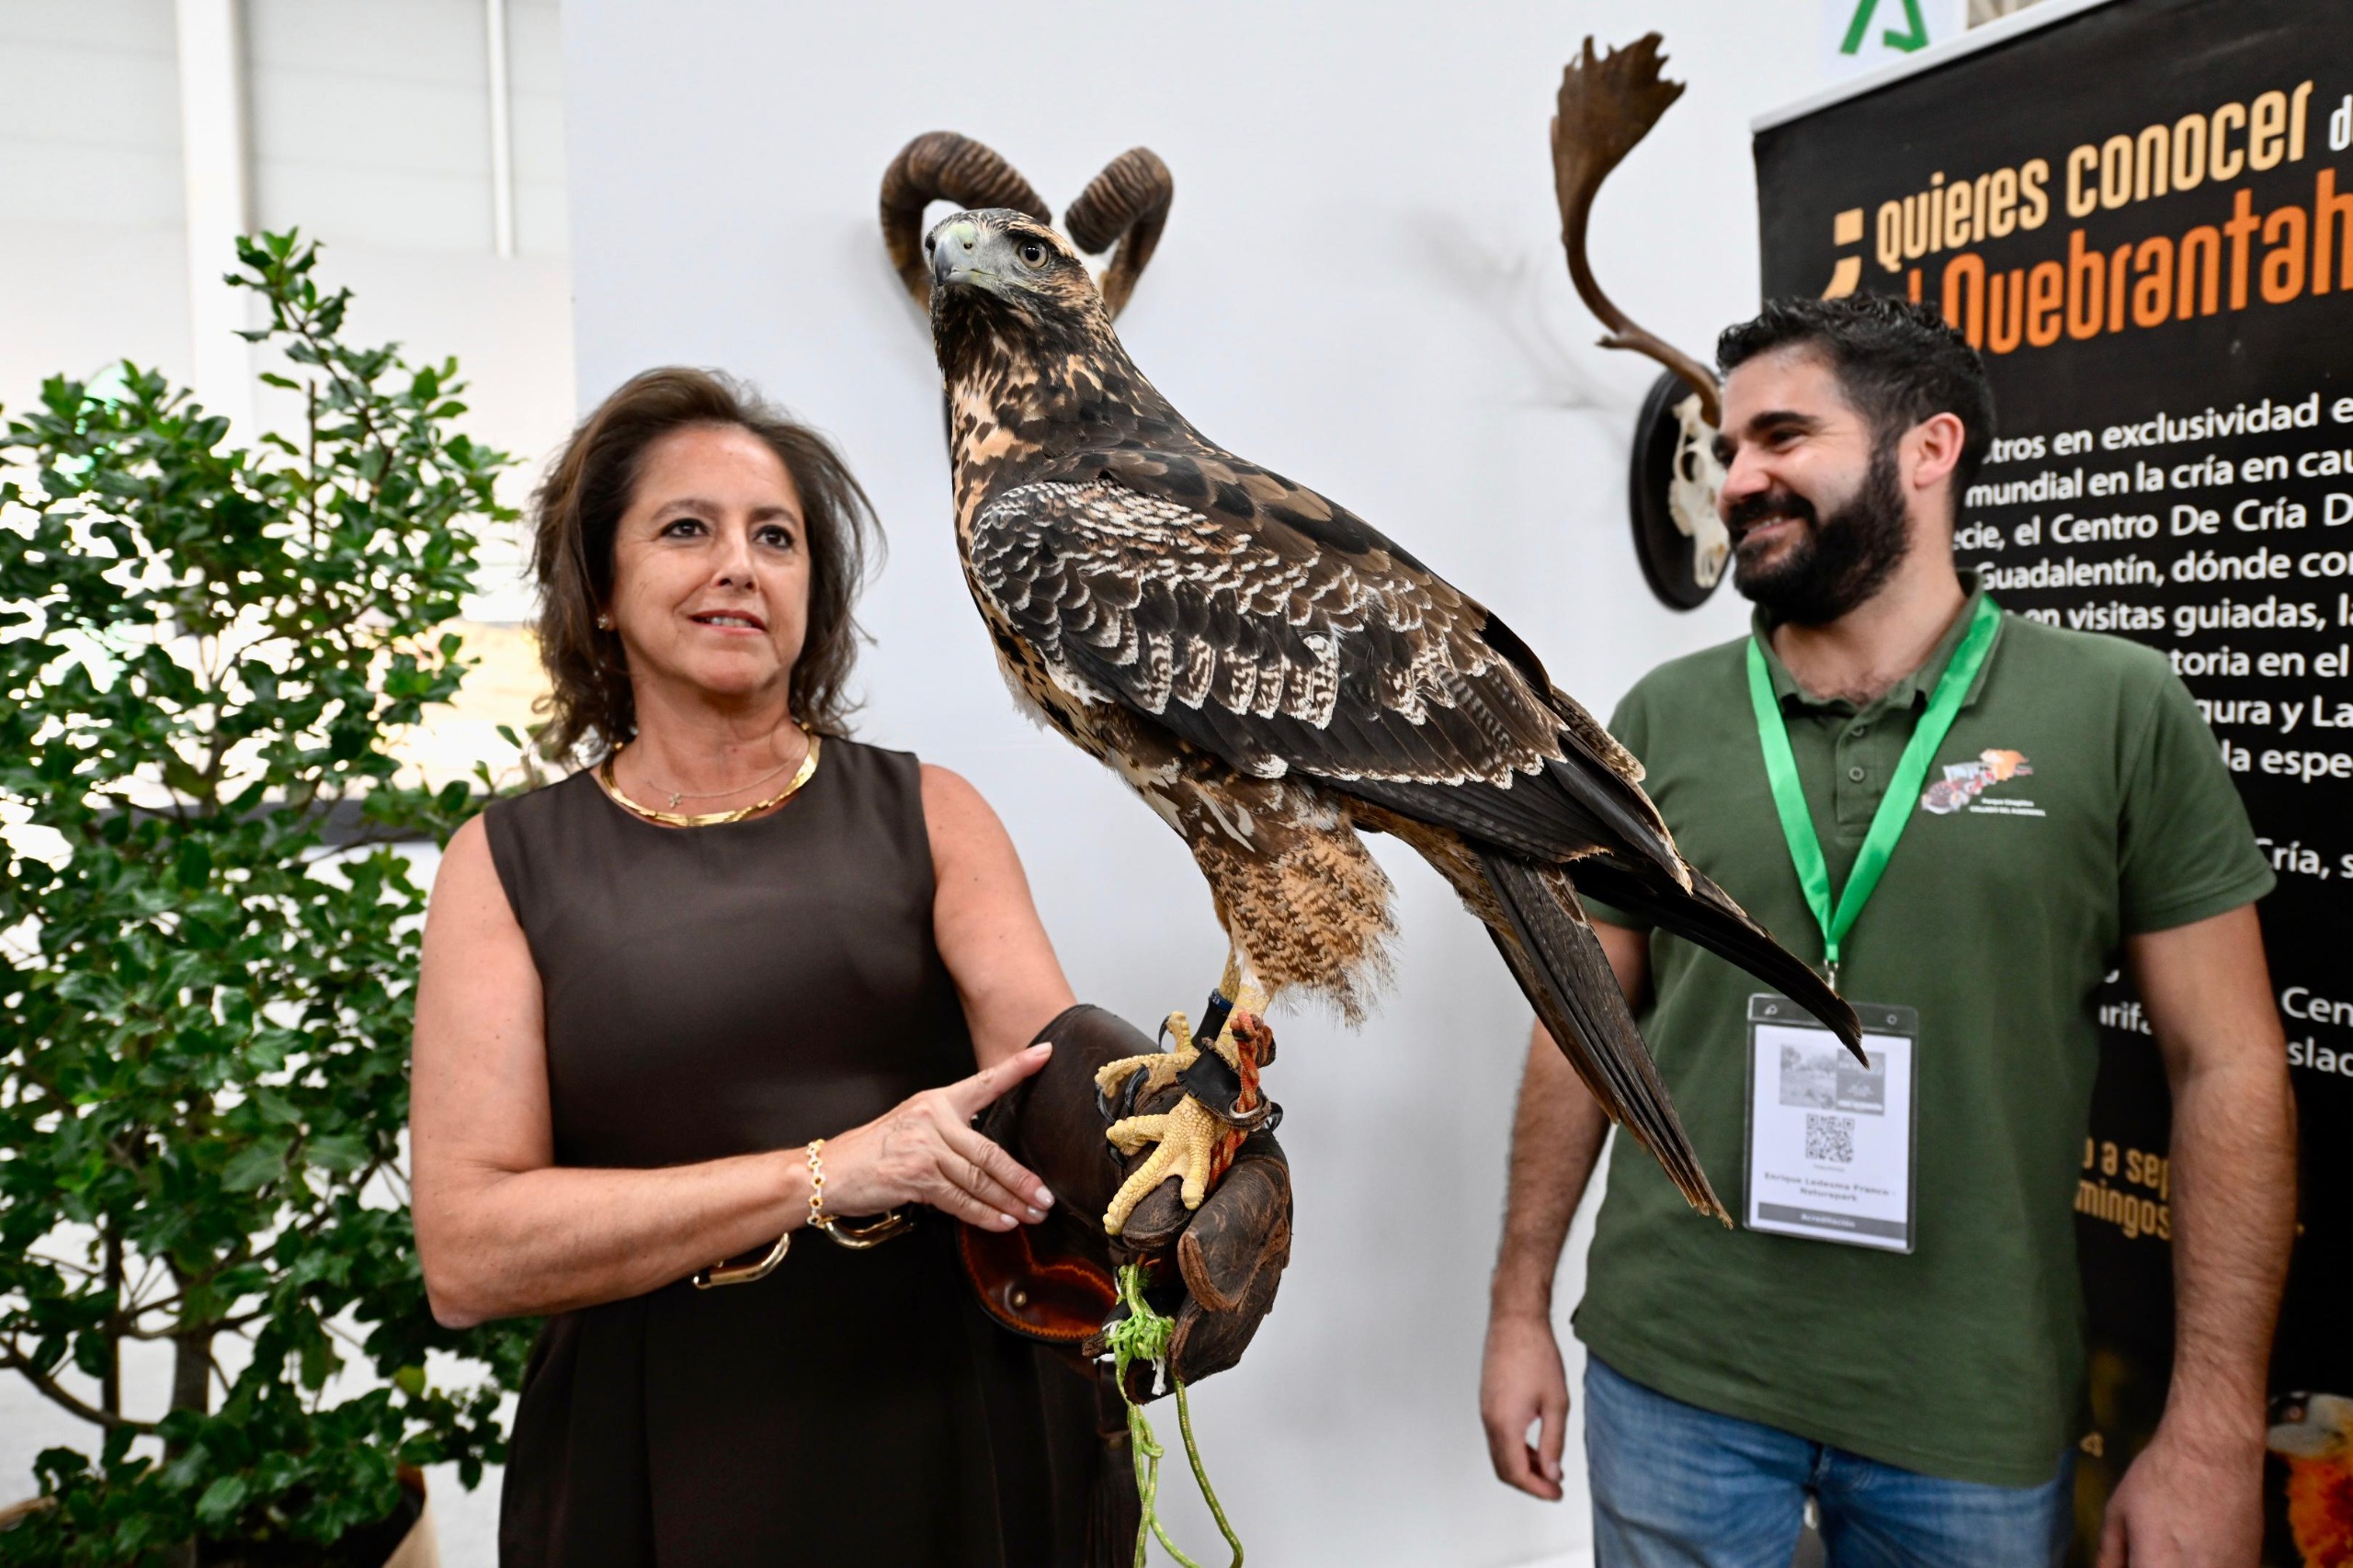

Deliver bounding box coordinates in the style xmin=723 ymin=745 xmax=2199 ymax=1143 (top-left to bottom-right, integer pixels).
xmin=641 ymin=749 xmax=801 ymax=808
xmin=597 ymin=733 xmax=822 ymax=827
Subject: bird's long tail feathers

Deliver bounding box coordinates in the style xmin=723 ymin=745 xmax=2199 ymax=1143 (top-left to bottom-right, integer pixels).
xmin=1540 ymin=754 xmax=1689 ymax=892
xmin=1568 ymin=854 xmax=1863 ymax=1059
xmin=1476 ymin=848 xmax=1726 ymax=1221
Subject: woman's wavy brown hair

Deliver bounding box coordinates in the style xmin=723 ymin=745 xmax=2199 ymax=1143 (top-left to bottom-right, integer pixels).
xmin=529 ymin=368 xmax=881 ymax=762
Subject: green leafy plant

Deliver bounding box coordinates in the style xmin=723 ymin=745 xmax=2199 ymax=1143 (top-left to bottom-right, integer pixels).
xmin=0 ymin=233 xmax=536 ymax=1564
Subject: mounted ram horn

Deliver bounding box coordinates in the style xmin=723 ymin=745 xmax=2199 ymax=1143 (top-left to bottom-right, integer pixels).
xmin=878 ymin=133 xmax=1173 ymax=318
xmin=1552 ymin=34 xmax=1731 ymax=610
xmin=879 ymin=131 xmax=1052 ymax=308
xmin=1062 ymin=147 xmax=1174 ymax=317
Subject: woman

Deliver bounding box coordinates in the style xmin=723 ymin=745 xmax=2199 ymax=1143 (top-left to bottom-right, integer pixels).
xmin=410 ymin=368 xmax=1098 ymax=1565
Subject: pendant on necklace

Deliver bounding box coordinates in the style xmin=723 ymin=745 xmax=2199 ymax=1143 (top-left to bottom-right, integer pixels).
xmin=667 ymin=791 xmax=683 ymax=808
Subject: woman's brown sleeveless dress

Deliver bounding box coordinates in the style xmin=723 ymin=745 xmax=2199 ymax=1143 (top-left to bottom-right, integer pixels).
xmin=483 ymin=740 xmax=1099 ymax=1566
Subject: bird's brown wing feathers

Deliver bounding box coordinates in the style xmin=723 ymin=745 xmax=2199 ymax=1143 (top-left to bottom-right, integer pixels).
xmin=972 ymin=460 xmax=1865 ymax=1059
xmin=967 ymin=460 xmax=1684 ymax=878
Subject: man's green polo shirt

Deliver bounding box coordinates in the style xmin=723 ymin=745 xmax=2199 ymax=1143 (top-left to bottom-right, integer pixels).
xmin=1573 ymin=577 xmax=2273 ymax=1488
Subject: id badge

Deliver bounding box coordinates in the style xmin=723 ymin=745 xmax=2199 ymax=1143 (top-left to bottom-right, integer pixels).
xmin=1743 ymin=994 xmax=1919 ymax=1253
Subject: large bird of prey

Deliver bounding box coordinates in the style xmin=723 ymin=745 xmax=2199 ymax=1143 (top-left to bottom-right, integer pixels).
xmin=905 ymin=187 xmax=1857 ymax=1230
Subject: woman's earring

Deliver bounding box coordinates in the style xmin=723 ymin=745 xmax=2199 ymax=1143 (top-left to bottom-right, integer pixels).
xmin=596 ymin=611 xmax=615 ymax=631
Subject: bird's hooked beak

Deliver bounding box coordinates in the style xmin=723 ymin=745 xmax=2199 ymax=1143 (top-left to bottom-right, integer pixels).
xmin=927 ymin=213 xmax=997 ymax=296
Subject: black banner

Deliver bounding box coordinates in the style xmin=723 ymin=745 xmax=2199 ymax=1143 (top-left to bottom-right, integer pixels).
xmin=1755 ymin=3 xmax=2352 ymax=1562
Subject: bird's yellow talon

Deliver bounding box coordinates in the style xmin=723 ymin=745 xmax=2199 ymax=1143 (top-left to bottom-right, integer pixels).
xmin=1101 ymin=1092 xmax=1229 ymax=1235
xmin=1106 ymin=1111 xmax=1165 ymax=1160
xmin=1094 ymin=1050 xmax=1188 ymax=1102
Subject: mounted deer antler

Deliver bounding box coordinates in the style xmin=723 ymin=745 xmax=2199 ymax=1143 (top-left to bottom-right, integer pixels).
xmin=1552 ymin=35 xmax=1721 ymax=427
xmin=879 ymin=133 xmax=1172 ymax=318
xmin=1063 ymin=148 xmax=1174 ymax=317
xmin=880 ymin=132 xmax=1052 ymax=308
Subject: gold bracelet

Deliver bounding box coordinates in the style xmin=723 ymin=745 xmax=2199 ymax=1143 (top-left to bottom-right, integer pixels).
xmin=804 ymin=1137 xmax=914 ymax=1250
xmin=805 ymin=1138 xmax=829 ymax=1229
xmin=691 ymin=1231 xmax=790 ymax=1290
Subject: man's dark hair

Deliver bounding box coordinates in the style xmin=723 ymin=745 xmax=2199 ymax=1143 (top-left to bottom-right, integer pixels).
xmin=1717 ymin=294 xmax=1995 ymax=496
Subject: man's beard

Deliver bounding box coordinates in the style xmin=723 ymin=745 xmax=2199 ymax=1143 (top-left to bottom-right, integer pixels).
xmin=1726 ymin=444 xmax=1911 ymax=627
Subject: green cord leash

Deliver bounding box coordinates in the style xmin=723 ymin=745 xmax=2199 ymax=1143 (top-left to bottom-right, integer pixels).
xmin=1107 ymin=1263 xmax=1245 ymax=1568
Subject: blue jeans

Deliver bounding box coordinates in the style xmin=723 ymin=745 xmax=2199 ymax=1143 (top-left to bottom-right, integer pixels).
xmin=1584 ymin=1356 xmax=2073 ymax=1568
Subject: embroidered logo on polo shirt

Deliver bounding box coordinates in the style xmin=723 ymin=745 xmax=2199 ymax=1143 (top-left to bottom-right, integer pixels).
xmin=1921 ymin=749 xmax=2042 ymax=816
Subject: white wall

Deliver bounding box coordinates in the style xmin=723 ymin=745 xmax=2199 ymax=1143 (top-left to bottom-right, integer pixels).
xmin=0 ymin=0 xmax=574 ymax=623
xmin=0 ymin=3 xmax=192 ymax=398
xmin=240 ymin=0 xmax=576 ymax=625
xmin=249 ymin=0 xmax=568 ymax=259
xmin=561 ymin=4 xmax=1824 ymax=1563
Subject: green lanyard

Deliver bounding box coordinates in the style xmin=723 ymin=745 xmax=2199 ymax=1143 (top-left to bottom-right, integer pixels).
xmin=1745 ymin=594 xmax=2002 ymax=990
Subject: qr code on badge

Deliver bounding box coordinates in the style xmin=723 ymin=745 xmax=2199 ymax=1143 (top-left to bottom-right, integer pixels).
xmin=1805 ymin=1113 xmax=1856 ymax=1165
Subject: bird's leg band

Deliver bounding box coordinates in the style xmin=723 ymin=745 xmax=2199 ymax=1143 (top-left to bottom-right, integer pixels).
xmin=1177 ymin=1007 xmax=1281 ymax=1134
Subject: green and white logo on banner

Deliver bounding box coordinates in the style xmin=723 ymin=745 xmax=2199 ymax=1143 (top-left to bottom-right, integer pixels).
xmin=1823 ymin=0 xmax=1967 ymax=77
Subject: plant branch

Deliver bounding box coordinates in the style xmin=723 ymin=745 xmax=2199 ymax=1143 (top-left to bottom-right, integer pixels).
xmin=23 ymin=1251 xmax=102 ymax=1280
xmin=117 ymin=1305 xmax=267 ymax=1340
xmin=102 ymin=1225 xmax=123 ymax=1419
xmin=2 ymin=1340 xmax=158 ymax=1434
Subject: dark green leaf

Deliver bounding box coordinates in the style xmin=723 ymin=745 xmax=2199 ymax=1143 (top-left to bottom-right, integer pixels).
xmin=195 ymin=1473 xmax=248 ymax=1526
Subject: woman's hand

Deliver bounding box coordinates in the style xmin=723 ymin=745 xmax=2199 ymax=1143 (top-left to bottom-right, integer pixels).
xmin=817 ymin=1042 xmax=1060 ymax=1229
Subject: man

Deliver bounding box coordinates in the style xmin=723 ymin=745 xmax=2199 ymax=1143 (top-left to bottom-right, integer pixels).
xmin=1479 ymin=294 xmax=2295 ymax=1566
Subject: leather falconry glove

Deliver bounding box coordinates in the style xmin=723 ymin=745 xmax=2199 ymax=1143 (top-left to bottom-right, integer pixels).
xmin=960 ymin=1004 xmax=1291 ymax=1403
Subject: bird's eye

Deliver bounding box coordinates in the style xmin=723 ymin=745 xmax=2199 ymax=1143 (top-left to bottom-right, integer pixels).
xmin=924 ymin=234 xmax=937 ymax=254
xmin=1018 ymin=241 xmax=1048 ymax=268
